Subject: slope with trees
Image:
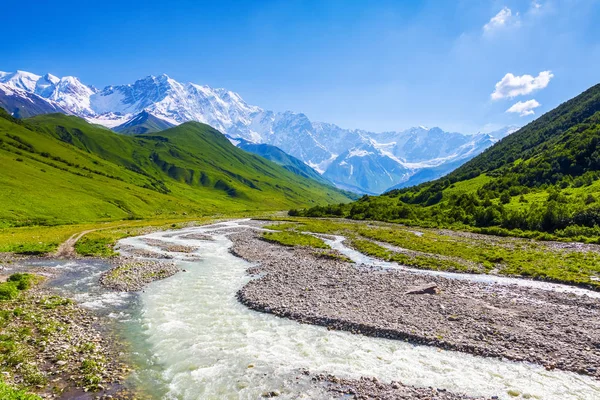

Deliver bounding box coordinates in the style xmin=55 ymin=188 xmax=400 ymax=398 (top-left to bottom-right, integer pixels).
xmin=295 ymin=84 xmax=600 ymax=241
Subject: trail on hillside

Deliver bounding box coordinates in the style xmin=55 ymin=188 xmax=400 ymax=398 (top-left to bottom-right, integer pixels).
xmin=53 ymin=229 xmax=99 ymax=258
xmin=53 ymin=223 xmax=127 ymax=258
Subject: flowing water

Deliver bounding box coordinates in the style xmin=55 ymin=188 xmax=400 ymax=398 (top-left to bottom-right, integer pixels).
xmin=36 ymin=220 xmax=600 ymax=399
xmin=322 ymin=235 xmax=600 ymax=298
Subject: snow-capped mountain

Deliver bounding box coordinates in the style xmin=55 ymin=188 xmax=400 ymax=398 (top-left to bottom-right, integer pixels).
xmin=0 ymin=70 xmax=96 ymax=116
xmin=323 ymin=142 xmax=412 ymax=194
xmin=0 ymin=69 xmax=519 ymax=194
xmin=386 ymin=133 xmax=502 ymax=192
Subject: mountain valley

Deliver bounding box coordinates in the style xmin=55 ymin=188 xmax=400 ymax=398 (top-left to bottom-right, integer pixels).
xmin=0 ymin=70 xmax=517 ymax=194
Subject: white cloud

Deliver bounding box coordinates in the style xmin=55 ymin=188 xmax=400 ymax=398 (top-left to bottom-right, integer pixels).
xmin=483 ymin=7 xmax=518 ymax=32
xmin=491 ymin=70 xmax=553 ymax=100
xmin=506 ymin=99 xmax=541 ymax=116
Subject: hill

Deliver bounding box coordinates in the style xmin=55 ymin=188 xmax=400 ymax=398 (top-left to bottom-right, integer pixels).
xmin=296 ymin=83 xmax=600 ymax=240
xmin=231 ymin=137 xmax=332 ymax=185
xmin=0 ymin=110 xmax=352 ymax=226
xmin=1 ymin=69 xmax=518 ymax=195
xmin=113 ymin=111 xmax=175 ymax=135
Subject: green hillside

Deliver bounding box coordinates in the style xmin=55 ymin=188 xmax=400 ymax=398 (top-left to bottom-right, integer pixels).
xmin=234 ymin=139 xmax=332 ymax=185
xmin=0 ymin=110 xmax=351 ymax=227
xmin=113 ymin=111 xmax=175 ymax=135
xmin=297 ymin=83 xmax=600 ymax=241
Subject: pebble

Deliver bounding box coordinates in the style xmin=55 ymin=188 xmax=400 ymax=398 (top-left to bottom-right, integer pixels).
xmin=231 ymin=228 xmax=600 ymax=380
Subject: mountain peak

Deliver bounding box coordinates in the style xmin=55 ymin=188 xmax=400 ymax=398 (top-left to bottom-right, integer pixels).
xmin=1 ymin=70 xmax=42 ymax=92
xmin=43 ymin=73 xmax=60 ymax=84
xmin=0 ymin=67 xmax=517 ymax=195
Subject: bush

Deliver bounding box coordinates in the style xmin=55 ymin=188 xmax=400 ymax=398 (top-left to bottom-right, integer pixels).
xmin=0 ymin=274 xmax=36 ymax=300
xmin=0 ymin=284 xmax=18 ymax=301
xmin=7 ymin=274 xmax=34 ymax=291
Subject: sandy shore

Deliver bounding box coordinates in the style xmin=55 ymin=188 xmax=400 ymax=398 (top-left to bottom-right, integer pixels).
xmin=232 ymin=228 xmax=600 ymax=380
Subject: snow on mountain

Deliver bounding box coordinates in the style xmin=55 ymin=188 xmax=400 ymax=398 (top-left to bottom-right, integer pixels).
xmin=49 ymin=76 xmax=97 ymax=115
xmin=385 ymin=133 xmax=501 ymax=192
xmin=0 ymin=70 xmax=42 ymax=93
xmin=34 ymin=74 xmax=60 ymax=97
xmin=323 ymin=142 xmax=412 ymax=194
xmin=0 ymin=69 xmax=519 ymax=194
xmin=0 ymin=82 xmax=69 ymax=118
xmin=0 ymin=71 xmax=95 ymax=116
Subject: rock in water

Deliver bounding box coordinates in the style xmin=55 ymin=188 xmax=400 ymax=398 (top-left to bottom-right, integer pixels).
xmin=404 ymin=283 xmax=440 ymax=295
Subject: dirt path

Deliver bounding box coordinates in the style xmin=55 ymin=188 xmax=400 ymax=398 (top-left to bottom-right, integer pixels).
xmin=52 ymin=224 xmax=125 ymax=258
xmin=52 ymin=229 xmax=98 ymax=258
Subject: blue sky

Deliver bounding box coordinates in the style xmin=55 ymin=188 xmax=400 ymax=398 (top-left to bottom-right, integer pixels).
xmin=2 ymin=0 xmax=599 ymax=133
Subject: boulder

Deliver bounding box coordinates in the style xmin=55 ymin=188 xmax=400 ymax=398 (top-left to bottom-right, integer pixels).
xmin=404 ymin=283 xmax=440 ymax=295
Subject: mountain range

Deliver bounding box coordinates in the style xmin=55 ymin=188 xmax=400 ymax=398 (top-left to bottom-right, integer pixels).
xmin=299 ymin=82 xmax=600 ymax=238
xmin=0 ymin=70 xmax=518 ymax=194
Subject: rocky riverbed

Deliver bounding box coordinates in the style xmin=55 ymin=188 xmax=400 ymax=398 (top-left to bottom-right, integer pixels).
xmin=0 ymin=265 xmax=131 ymax=399
xmin=99 ymin=258 xmax=179 ymax=292
xmin=313 ymin=374 xmax=491 ymax=400
xmin=232 ymin=228 xmax=600 ymax=380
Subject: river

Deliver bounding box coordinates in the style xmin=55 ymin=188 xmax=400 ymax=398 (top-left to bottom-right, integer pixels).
xmin=45 ymin=220 xmax=600 ymax=399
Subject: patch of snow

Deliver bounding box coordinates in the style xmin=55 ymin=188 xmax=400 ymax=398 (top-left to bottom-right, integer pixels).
xmin=348 ymin=149 xmax=374 ymax=158
xmin=86 ymin=113 xmax=133 ymax=128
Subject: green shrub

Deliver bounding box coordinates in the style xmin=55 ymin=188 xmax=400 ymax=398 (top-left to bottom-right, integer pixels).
xmin=0 ymin=283 xmax=19 ymax=300
xmin=0 ymin=377 xmax=40 ymax=399
xmin=7 ymin=273 xmax=34 ymax=290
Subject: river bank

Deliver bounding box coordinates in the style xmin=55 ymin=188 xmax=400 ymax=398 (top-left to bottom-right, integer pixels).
xmin=3 ymin=219 xmax=600 ymax=399
xmin=0 ymin=262 xmax=132 ymax=399
xmin=232 ymin=223 xmax=600 ymax=380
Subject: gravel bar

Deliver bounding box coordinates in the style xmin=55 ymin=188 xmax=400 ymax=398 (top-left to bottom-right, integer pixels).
xmin=99 ymin=258 xmax=179 ymax=292
xmin=313 ymin=374 xmax=490 ymax=400
xmin=232 ymin=230 xmax=600 ymax=379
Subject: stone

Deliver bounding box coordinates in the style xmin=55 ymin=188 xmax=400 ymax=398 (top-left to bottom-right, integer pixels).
xmin=404 ymin=283 xmax=440 ymax=295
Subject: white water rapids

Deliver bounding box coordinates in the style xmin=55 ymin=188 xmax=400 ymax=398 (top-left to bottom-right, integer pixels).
xmin=94 ymin=220 xmax=599 ymax=400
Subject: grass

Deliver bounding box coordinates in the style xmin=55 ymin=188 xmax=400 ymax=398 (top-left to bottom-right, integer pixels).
xmin=0 ymin=274 xmax=38 ymax=301
xmin=262 ymin=217 xmax=600 ymax=289
xmin=0 ymin=273 xmax=110 ymax=396
xmin=0 ymin=112 xmax=351 ymax=227
xmin=0 ymin=214 xmax=252 ymax=256
xmin=0 ymin=378 xmax=40 ymax=400
xmin=261 ymin=231 xmax=329 ymax=249
xmin=72 ymin=217 xmax=217 ymax=257
xmin=349 ymin=238 xmax=477 ymax=273
xmin=0 ymin=274 xmax=48 ymax=397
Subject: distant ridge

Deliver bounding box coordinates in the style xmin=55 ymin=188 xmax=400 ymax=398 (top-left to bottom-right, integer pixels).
xmin=0 ymin=69 xmax=518 ymax=194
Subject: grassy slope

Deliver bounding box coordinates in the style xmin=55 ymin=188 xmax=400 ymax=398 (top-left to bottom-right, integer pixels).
xmin=394 ymin=83 xmax=600 ymax=205
xmin=264 ymin=217 xmax=600 ymax=289
xmin=445 ymin=83 xmax=600 ymax=182
xmin=298 ymin=83 xmax=600 ymax=241
xmin=0 ymin=112 xmax=351 ymax=227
